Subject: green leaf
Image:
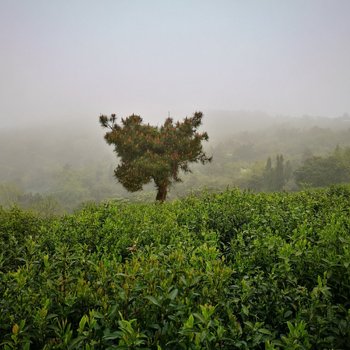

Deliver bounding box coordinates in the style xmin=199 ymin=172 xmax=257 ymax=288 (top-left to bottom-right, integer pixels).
xmin=183 ymin=314 xmax=194 ymax=329
xmin=103 ymin=331 xmax=122 ymax=340
xmin=193 ymin=313 xmax=205 ymax=323
xmin=242 ymin=305 xmax=249 ymax=316
xmin=92 ymin=311 xmax=104 ymax=319
xmin=284 ymin=310 xmax=293 ymax=318
xmin=145 ymin=295 xmax=162 ymax=307
xmin=258 ymin=328 xmax=272 ymax=335
xmin=168 ymin=288 xmax=178 ymax=300
xmin=79 ymin=315 xmax=88 ymax=331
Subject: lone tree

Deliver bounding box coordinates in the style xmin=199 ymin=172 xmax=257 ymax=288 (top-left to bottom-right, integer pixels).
xmin=99 ymin=111 xmax=211 ymax=201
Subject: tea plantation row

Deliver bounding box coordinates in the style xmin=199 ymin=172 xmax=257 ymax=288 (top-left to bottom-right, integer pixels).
xmin=1 ymin=186 xmax=350 ymax=349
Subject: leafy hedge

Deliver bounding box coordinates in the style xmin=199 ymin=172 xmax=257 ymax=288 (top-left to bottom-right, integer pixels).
xmin=1 ymin=186 xmax=350 ymax=349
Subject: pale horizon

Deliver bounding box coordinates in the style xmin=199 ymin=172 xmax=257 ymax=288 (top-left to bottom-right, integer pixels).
xmin=1 ymin=0 xmax=350 ymax=129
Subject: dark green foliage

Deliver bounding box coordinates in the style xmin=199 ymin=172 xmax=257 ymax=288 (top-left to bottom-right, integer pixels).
xmin=263 ymin=155 xmax=291 ymax=191
xmin=1 ymin=186 xmax=350 ymax=348
xmin=295 ymin=146 xmax=350 ymax=188
xmin=100 ymin=112 xmax=211 ymax=201
xmin=245 ymin=155 xmax=293 ymax=192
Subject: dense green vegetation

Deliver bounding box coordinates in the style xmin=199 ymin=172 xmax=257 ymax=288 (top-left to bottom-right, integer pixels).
xmin=242 ymin=155 xmax=292 ymax=192
xmin=295 ymin=146 xmax=350 ymax=188
xmin=1 ymin=186 xmax=350 ymax=349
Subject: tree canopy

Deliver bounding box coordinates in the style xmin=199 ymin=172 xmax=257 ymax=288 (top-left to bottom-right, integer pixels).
xmin=99 ymin=112 xmax=211 ymax=201
xmin=294 ymin=146 xmax=350 ymax=188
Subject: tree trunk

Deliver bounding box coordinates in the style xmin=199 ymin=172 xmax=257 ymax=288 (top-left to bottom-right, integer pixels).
xmin=156 ymin=183 xmax=168 ymax=202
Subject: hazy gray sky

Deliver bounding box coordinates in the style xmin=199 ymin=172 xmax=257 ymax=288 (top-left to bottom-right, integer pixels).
xmin=1 ymin=0 xmax=350 ymax=127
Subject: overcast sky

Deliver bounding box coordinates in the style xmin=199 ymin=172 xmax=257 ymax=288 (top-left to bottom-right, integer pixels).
xmin=1 ymin=0 xmax=350 ymax=128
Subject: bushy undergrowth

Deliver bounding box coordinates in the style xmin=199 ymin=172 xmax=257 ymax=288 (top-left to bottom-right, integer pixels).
xmin=1 ymin=186 xmax=350 ymax=349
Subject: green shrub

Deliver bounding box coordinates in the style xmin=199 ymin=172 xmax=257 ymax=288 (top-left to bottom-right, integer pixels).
xmin=1 ymin=186 xmax=350 ymax=348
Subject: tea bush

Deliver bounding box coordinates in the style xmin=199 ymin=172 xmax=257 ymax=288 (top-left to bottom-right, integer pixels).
xmin=1 ymin=186 xmax=350 ymax=349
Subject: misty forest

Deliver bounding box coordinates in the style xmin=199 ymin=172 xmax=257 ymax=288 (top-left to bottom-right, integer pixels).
xmin=1 ymin=1 xmax=350 ymax=349
xmin=2 ymin=112 xmax=350 ymax=214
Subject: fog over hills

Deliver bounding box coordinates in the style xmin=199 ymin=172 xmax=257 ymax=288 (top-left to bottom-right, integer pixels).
xmin=2 ymin=110 xmax=350 ymax=182
xmin=1 ymin=1 xmax=350 ymax=129
xmin=1 ymin=1 xmax=350 ymax=209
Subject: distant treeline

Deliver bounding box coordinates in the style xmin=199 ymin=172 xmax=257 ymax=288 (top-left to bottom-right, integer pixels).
xmin=1 ymin=114 xmax=350 ymax=213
